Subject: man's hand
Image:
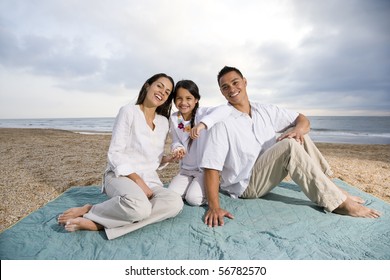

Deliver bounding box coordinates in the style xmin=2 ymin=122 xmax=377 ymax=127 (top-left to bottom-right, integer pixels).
xmin=204 ymin=207 xmax=234 ymax=227
xmin=277 ymin=129 xmax=305 ymax=144
xmin=277 ymin=113 xmax=310 ymax=144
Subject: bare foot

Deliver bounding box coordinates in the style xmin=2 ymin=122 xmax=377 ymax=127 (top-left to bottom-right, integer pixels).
xmin=65 ymin=217 xmax=103 ymax=232
xmin=338 ymin=187 xmax=365 ymax=204
xmin=349 ymin=195 xmax=365 ymax=204
xmin=333 ymin=197 xmax=381 ymax=218
xmin=58 ymin=204 xmax=92 ymax=225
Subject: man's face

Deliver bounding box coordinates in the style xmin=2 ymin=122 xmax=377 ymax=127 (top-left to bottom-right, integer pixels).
xmin=219 ymin=71 xmax=247 ymax=105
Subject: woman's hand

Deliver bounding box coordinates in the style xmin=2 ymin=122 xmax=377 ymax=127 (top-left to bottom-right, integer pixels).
xmin=171 ymin=147 xmax=186 ymax=161
xmin=127 ymin=173 xmax=154 ymax=199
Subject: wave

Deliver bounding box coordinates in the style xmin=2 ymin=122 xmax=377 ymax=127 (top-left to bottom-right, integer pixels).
xmin=310 ymin=129 xmax=390 ymax=138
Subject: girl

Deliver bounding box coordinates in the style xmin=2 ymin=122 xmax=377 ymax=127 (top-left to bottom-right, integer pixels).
xmin=58 ymin=73 xmax=184 ymax=240
xmin=168 ymin=80 xmax=231 ymax=206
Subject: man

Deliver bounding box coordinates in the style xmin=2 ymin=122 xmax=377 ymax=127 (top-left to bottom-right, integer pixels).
xmin=200 ymin=66 xmax=381 ymax=227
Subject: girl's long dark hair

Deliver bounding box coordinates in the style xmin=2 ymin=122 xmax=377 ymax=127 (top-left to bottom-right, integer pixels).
xmin=172 ymin=79 xmax=201 ymax=151
xmin=135 ymin=73 xmax=175 ymax=119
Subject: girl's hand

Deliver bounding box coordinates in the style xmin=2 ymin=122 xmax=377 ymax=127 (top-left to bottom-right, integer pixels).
xmin=190 ymin=122 xmax=207 ymax=139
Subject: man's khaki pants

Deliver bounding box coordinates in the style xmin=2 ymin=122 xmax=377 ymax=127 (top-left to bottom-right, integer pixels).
xmin=241 ymin=135 xmax=346 ymax=212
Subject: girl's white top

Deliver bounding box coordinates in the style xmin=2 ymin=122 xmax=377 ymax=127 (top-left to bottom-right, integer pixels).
xmin=106 ymin=104 xmax=169 ymax=189
xmin=169 ymin=105 xmax=232 ymax=171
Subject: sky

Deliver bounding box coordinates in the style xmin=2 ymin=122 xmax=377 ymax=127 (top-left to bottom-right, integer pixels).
xmin=0 ymin=0 xmax=389 ymax=118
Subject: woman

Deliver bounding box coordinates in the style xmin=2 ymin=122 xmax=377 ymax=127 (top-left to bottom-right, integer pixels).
xmin=58 ymin=73 xmax=184 ymax=240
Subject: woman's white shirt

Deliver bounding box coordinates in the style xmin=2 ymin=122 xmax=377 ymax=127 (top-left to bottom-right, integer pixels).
xmin=107 ymin=104 xmax=169 ymax=189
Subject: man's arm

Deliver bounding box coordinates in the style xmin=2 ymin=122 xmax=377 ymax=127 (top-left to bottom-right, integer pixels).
xmin=204 ymin=168 xmax=234 ymax=227
xmin=277 ymin=113 xmax=310 ymax=144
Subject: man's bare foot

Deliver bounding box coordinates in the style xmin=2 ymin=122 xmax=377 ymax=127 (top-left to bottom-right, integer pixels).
xmin=64 ymin=217 xmax=103 ymax=232
xmin=338 ymin=187 xmax=365 ymax=204
xmin=58 ymin=204 xmax=92 ymax=225
xmin=333 ymin=197 xmax=381 ymax=218
xmin=349 ymin=195 xmax=365 ymax=204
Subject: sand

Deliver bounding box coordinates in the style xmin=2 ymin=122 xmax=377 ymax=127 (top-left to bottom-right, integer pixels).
xmin=0 ymin=128 xmax=389 ymax=232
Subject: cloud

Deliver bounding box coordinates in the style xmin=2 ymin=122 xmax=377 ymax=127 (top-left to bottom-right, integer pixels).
xmin=0 ymin=0 xmax=389 ymax=117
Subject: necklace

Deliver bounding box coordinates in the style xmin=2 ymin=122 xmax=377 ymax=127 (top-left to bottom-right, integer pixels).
xmin=177 ymin=112 xmax=191 ymax=133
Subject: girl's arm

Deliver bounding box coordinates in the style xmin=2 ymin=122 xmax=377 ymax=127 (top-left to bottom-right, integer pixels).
xmin=169 ymin=114 xmax=187 ymax=154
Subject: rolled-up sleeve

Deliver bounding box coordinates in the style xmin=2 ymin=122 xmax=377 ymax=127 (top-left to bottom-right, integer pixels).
xmin=107 ymin=106 xmax=135 ymax=177
xmin=200 ymin=122 xmax=229 ymax=172
xmin=198 ymin=105 xmax=232 ymax=130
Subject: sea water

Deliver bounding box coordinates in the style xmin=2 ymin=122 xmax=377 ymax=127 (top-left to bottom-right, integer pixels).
xmin=0 ymin=116 xmax=389 ymax=144
xmin=308 ymin=116 xmax=390 ymax=144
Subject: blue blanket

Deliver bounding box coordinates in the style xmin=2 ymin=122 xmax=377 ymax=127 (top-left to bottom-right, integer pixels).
xmin=1 ymin=179 xmax=389 ymax=260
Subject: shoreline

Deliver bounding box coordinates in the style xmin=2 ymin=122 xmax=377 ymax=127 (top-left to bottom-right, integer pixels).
xmin=0 ymin=128 xmax=389 ymax=232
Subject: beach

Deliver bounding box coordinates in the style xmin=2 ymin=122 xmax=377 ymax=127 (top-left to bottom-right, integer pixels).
xmin=0 ymin=128 xmax=389 ymax=232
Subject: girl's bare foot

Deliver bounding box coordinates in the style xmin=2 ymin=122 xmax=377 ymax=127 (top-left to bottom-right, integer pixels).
xmin=333 ymin=197 xmax=381 ymax=218
xmin=58 ymin=204 xmax=92 ymax=225
xmin=64 ymin=217 xmax=103 ymax=232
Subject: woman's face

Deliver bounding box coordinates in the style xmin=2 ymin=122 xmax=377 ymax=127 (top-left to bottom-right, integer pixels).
xmin=174 ymin=88 xmax=198 ymax=119
xmin=145 ymin=77 xmax=173 ymax=107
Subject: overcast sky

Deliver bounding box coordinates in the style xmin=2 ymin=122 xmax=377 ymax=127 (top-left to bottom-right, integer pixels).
xmin=0 ymin=0 xmax=389 ymax=118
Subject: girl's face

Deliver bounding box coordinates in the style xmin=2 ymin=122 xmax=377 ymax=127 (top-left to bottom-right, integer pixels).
xmin=145 ymin=77 xmax=173 ymax=107
xmin=174 ymin=88 xmax=198 ymax=119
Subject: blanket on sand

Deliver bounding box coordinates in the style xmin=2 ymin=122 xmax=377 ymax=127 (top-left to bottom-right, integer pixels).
xmin=1 ymin=179 xmax=389 ymax=260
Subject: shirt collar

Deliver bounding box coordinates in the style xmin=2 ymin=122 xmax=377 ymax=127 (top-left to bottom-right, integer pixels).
xmin=228 ymin=102 xmax=253 ymax=118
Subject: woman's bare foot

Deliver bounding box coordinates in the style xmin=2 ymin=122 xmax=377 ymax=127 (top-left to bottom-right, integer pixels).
xmin=64 ymin=217 xmax=103 ymax=232
xmin=58 ymin=204 xmax=92 ymax=225
xmin=333 ymin=197 xmax=381 ymax=218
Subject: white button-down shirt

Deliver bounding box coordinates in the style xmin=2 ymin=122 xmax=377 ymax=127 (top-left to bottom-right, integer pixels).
xmin=169 ymin=105 xmax=232 ymax=171
xmin=200 ymin=103 xmax=298 ymax=198
xmin=107 ymin=104 xmax=169 ymax=189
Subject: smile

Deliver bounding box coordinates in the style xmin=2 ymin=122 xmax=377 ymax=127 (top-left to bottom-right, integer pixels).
xmin=229 ymin=92 xmax=239 ymax=98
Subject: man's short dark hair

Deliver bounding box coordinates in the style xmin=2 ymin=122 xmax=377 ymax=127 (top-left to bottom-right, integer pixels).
xmin=217 ymin=66 xmax=244 ymax=85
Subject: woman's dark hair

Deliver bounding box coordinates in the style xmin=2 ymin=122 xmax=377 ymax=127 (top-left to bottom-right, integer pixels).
xmin=172 ymin=79 xmax=201 ymax=151
xmin=217 ymin=66 xmax=243 ymax=86
xmin=135 ymin=73 xmax=175 ymax=119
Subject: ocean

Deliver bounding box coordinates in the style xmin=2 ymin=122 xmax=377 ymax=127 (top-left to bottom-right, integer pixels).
xmin=0 ymin=116 xmax=389 ymax=144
